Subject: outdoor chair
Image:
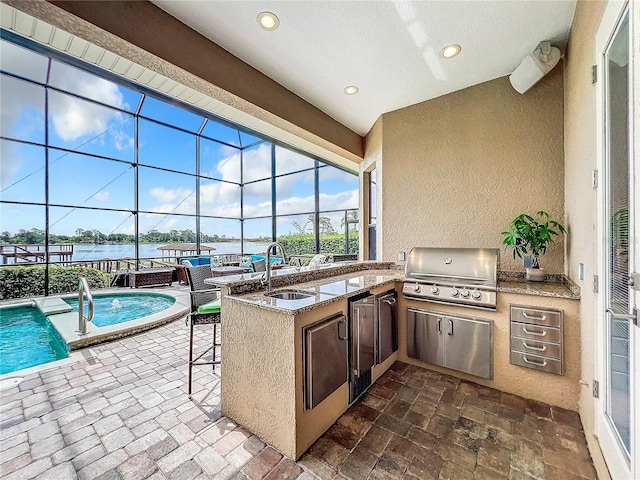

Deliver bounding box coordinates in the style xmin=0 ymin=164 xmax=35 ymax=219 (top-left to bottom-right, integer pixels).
xmin=251 ymin=259 xmax=267 ymax=272
xmin=184 ymin=264 xmax=221 ymax=397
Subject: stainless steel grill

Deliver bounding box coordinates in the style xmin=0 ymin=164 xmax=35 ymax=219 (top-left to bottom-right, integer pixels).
xmin=402 ymin=247 xmax=499 ymax=310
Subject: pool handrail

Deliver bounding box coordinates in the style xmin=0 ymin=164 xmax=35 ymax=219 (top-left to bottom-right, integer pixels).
xmin=77 ymin=277 xmax=94 ymax=335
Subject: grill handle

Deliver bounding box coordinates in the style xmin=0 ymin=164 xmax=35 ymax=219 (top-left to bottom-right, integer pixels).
xmin=408 ymin=272 xmax=489 ymax=282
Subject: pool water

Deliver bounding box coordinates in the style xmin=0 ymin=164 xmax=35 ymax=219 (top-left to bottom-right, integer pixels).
xmin=65 ymin=294 xmax=175 ymax=327
xmin=0 ymin=305 xmax=69 ymax=375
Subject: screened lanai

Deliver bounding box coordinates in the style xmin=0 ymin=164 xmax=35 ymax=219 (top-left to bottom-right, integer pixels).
xmin=0 ymin=32 xmax=359 ymax=294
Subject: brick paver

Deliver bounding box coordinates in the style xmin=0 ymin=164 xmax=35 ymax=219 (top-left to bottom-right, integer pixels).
xmin=0 ymin=315 xmax=597 ymax=479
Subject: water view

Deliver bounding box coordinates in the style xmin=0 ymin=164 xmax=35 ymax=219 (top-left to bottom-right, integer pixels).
xmin=71 ymin=241 xmax=270 ymax=262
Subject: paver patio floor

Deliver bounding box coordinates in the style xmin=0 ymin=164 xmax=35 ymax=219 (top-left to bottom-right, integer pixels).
xmin=0 ymin=317 xmax=597 ymax=479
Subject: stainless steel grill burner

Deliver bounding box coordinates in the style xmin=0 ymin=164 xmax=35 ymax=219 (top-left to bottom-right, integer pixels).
xmin=402 ymin=247 xmax=499 ymax=310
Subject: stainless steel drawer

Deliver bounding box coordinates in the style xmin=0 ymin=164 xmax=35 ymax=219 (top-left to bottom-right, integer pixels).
xmin=510 ymin=351 xmax=563 ymax=375
xmin=510 ymin=336 xmax=561 ymax=359
xmin=511 ymin=322 xmax=561 ymax=343
xmin=510 ymin=306 xmax=561 ymax=327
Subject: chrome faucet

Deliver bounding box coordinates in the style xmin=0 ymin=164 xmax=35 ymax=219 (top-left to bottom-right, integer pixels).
xmin=262 ymin=242 xmax=289 ymax=292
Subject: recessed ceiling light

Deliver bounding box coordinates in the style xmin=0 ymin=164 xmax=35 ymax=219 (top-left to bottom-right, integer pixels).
xmin=343 ymin=86 xmax=359 ymax=95
xmin=441 ymin=44 xmax=462 ymax=59
xmin=257 ymin=12 xmax=279 ymax=31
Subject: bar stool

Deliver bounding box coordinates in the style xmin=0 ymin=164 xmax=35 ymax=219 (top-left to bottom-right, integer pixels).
xmin=185 ymin=265 xmax=221 ymax=397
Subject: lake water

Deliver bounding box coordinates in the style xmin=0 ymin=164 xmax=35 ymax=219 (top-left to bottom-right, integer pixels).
xmin=71 ymin=241 xmax=270 ymax=262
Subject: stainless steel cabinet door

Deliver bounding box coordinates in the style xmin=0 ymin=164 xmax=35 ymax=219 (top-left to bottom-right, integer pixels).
xmin=407 ymin=308 xmax=443 ymax=365
xmin=351 ymin=297 xmax=375 ymax=376
xmin=377 ymin=292 xmax=397 ymax=364
xmin=444 ymin=315 xmax=493 ymax=379
xmin=304 ymin=314 xmax=348 ymax=410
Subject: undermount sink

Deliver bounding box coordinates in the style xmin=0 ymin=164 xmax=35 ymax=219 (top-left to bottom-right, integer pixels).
xmin=265 ymin=290 xmax=313 ymax=300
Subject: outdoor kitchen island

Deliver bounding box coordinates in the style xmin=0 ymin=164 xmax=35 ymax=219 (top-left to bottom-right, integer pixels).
xmin=206 ymin=261 xmax=581 ymax=461
xmin=207 ymin=262 xmax=402 ymax=460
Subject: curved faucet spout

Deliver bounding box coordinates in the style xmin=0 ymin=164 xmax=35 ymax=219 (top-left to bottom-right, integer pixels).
xmin=263 ymin=242 xmax=289 ymax=292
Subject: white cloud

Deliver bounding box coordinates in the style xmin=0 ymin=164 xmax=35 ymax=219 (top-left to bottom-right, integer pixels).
xmin=200 ymin=180 xmax=241 ymax=205
xmin=244 ymin=179 xmax=272 ymax=200
xmin=1 ymin=46 xmax=134 ymax=193
xmin=320 ymin=167 xmax=359 ymax=184
xmin=145 ymin=186 xmax=195 ymax=216
xmin=0 ymin=141 xmax=20 ymax=189
xmin=112 ymin=128 xmax=134 ymax=151
xmin=49 ymin=89 xmax=125 ymax=142
xmin=94 ymin=192 xmax=110 ymax=202
xmin=320 ymin=190 xmax=359 ymax=211
xmin=243 ymin=201 xmax=271 ymax=218
xmin=275 ymin=146 xmax=317 ymax=174
xmin=1 ymin=76 xmax=45 ymax=188
xmin=239 ymin=143 xmax=272 ymax=182
xmin=276 ymin=195 xmax=316 ymax=215
xmin=149 ymin=186 xmax=193 ymax=205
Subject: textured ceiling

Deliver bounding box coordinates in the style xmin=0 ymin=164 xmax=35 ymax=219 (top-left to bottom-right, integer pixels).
xmin=152 ymin=0 xmax=577 ymax=136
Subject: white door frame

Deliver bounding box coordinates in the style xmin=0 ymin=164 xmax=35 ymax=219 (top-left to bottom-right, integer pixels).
xmin=595 ymin=0 xmax=638 ymax=477
xmin=633 ymin=0 xmax=640 ymax=470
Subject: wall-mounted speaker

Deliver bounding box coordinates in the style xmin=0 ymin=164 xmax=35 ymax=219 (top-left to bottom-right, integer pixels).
xmin=509 ymin=41 xmax=561 ymax=94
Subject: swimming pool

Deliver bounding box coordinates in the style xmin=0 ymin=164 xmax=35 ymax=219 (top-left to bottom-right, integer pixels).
xmin=0 ymin=290 xmax=189 ymax=376
xmin=0 ymin=305 xmax=69 ymax=375
xmin=64 ymin=293 xmax=175 ymax=327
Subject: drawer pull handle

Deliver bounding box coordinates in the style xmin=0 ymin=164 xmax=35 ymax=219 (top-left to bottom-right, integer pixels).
xmin=522 ymin=327 xmax=547 ymax=337
xmin=523 ymin=341 xmax=547 ymax=352
xmin=523 ymin=356 xmax=548 ymax=367
xmin=522 ymin=312 xmax=547 ymax=321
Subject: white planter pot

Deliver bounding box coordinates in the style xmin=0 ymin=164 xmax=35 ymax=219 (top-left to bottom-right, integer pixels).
xmin=525 ymin=267 xmax=545 ymax=282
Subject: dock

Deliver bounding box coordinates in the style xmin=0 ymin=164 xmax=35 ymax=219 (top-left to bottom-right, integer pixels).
xmin=0 ymin=244 xmax=74 ymax=265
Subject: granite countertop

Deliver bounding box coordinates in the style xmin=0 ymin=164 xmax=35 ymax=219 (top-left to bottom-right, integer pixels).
xmin=497 ymin=272 xmax=580 ymax=299
xmin=223 ymin=269 xmax=403 ymax=315
xmin=205 ymin=261 xmax=397 ymax=294
xmin=211 ymin=263 xmax=580 ymax=315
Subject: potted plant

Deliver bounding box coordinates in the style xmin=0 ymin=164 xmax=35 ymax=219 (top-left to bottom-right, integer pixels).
xmin=501 ymin=210 xmax=567 ymax=282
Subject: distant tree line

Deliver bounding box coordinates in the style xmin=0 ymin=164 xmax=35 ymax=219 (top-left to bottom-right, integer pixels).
xmin=1 ymin=213 xmax=358 ymax=246
xmin=0 ymin=228 xmax=248 ymax=245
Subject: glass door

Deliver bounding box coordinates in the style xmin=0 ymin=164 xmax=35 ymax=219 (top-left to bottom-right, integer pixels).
xmin=597 ymin=1 xmax=637 ymax=477
xmin=367 ymin=168 xmax=377 ymax=260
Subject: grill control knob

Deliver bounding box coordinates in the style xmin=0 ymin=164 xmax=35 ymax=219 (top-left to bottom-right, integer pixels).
xmin=472 ymin=291 xmax=482 ymax=300
xmin=412 ymin=283 xmax=421 ymax=293
xmin=461 ymin=289 xmax=470 ymax=298
xmin=430 ymin=287 xmax=439 ymax=295
xmin=450 ymin=288 xmax=459 ymax=297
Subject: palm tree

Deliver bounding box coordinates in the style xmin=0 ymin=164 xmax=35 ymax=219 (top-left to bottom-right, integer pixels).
xmin=341 ymin=210 xmax=359 ymax=230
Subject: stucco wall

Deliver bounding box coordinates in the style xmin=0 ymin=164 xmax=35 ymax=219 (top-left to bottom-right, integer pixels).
xmin=563 ymin=0 xmax=609 ymax=478
xmin=371 ymin=70 xmax=566 ymax=274
xmin=221 ymin=298 xmax=297 ymax=458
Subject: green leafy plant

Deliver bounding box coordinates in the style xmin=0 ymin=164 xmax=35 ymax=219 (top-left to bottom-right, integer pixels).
xmin=277 ymin=233 xmax=359 ymax=256
xmin=0 ymin=266 xmax=109 ymax=300
xmin=501 ymin=211 xmax=566 ymax=268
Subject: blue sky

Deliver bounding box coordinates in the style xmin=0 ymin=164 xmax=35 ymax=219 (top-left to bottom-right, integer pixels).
xmin=0 ymin=39 xmax=358 ymax=239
